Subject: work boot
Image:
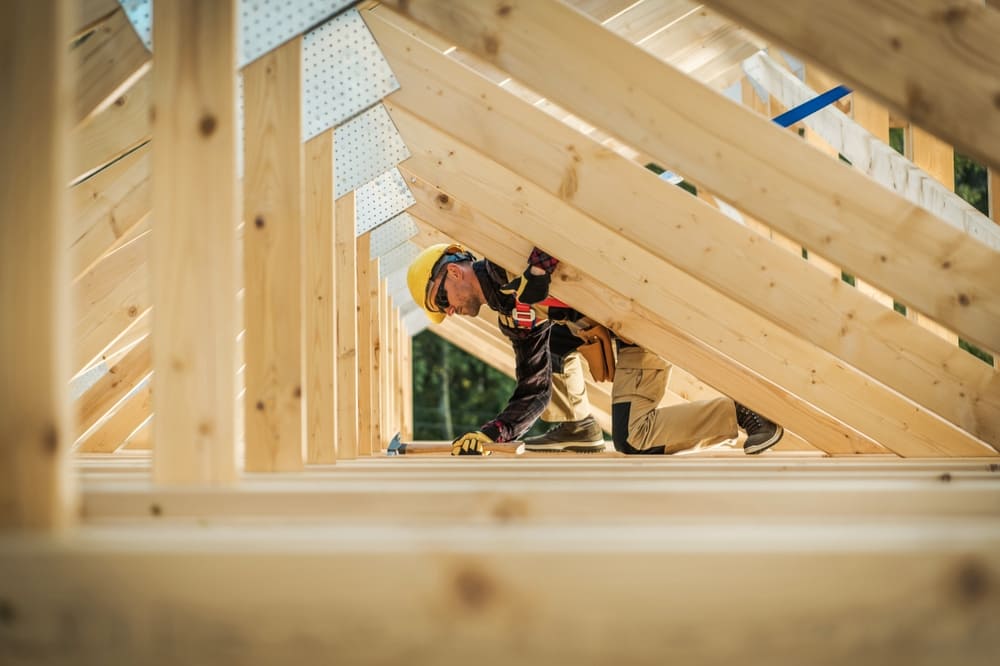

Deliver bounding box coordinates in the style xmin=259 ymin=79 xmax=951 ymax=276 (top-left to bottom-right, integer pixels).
xmin=523 ymin=415 xmax=605 ymax=452
xmin=735 ymin=403 xmax=784 ymax=455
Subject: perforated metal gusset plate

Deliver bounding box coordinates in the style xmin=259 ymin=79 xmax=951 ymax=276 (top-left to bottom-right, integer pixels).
xmin=356 ymin=168 xmax=415 ymax=237
xmin=402 ymin=309 xmax=430 ymax=336
xmin=242 ymin=0 xmax=354 ymax=66
xmin=334 ymin=104 xmax=410 ymax=198
xmin=119 ymin=0 xmax=152 ymax=49
xmin=119 ymin=0 xmax=356 ymax=65
xmin=303 ymin=8 xmax=400 ymax=139
xmin=379 ymin=242 xmax=420 ymax=280
xmin=369 ymin=212 xmax=418 ymax=259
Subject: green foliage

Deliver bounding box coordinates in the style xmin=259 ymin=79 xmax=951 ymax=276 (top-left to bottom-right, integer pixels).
xmin=955 ymin=153 xmax=989 ymax=215
xmin=959 ymin=339 xmax=994 ymax=366
xmin=889 ymin=127 xmax=904 ymax=155
xmin=411 ymin=331 xmax=516 ymax=440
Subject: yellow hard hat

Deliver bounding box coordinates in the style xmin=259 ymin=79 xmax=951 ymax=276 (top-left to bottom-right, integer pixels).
xmin=407 ymin=243 xmax=474 ymax=324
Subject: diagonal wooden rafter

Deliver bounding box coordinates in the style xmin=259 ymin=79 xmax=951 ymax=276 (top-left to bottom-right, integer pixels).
xmin=403 ymin=171 xmax=889 ymax=456
xmin=375 ymin=0 xmax=1000 ymax=355
xmin=395 ymin=108 xmax=998 ymax=457
xmin=76 ymin=334 xmax=152 ymax=440
xmin=365 ymin=9 xmax=1000 ymax=448
xmin=73 ymin=8 xmax=150 ymax=128
xmin=70 ymin=72 xmax=150 ymax=185
xmin=412 ymin=194 xmax=821 ymax=453
xmin=73 ymin=231 xmax=150 ymax=374
xmin=742 ymin=52 xmax=1000 ymax=253
xmin=699 ymin=0 xmax=1000 ymax=174
xmin=70 ymin=142 xmax=151 ymax=280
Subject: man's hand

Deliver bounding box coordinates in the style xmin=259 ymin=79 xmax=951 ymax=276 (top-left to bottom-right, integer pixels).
xmin=452 ymin=431 xmax=493 ymax=456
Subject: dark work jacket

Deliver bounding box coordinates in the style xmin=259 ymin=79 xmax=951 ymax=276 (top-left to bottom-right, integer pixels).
xmin=474 ymin=259 xmax=581 ymax=442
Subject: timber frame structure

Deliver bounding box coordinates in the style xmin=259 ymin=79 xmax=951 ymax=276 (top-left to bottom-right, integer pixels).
xmin=2 ymin=1 xmax=1000 ymax=663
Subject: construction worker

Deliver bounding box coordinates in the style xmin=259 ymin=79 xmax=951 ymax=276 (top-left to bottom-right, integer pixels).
xmin=407 ymin=243 xmax=783 ymax=456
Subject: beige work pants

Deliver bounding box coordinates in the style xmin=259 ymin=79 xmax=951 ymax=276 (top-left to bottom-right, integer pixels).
xmin=540 ymin=351 xmax=592 ymax=423
xmin=613 ymin=346 xmax=737 ymax=454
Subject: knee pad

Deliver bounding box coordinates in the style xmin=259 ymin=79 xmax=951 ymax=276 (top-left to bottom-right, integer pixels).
xmin=612 ymin=402 xmax=665 ymax=455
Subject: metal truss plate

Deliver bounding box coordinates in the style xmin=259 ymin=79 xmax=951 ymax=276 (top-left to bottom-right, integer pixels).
xmin=380 ymin=242 xmax=420 ymax=280
xmin=334 ymin=104 xmax=410 ymax=198
xmin=369 ymin=212 xmax=418 ymax=259
xmin=356 ymin=168 xmax=415 ymax=237
xmin=303 ymin=8 xmax=400 ymax=139
xmin=119 ymin=0 xmax=356 ymax=66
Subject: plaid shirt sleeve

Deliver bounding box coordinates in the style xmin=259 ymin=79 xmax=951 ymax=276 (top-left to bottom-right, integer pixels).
xmin=528 ymin=247 xmax=559 ymax=274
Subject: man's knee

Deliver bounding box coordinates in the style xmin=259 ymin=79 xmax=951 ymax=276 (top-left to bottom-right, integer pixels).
xmin=611 ymin=402 xmax=665 ymax=455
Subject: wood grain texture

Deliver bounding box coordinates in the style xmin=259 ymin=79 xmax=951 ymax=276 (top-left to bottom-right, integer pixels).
xmin=356 ymin=234 xmax=375 ymax=456
xmin=0 ymin=0 xmax=75 ymax=528
xmin=335 ymin=193 xmax=359 ymax=459
xmin=70 ymin=72 xmax=150 ymax=184
xmin=151 ymin=0 xmax=238 ymax=483
xmin=243 ymin=38 xmax=305 ymax=472
xmin=395 ymin=120 xmax=995 ymax=456
xmin=304 ymin=132 xmax=337 ymax=463
xmin=701 ymin=0 xmax=1000 ymax=173
xmin=72 ymin=8 xmax=150 ymax=127
xmin=376 ymin=0 xmax=1000 ymax=354
xmin=70 ymin=142 xmax=151 ymax=280
xmin=366 ymin=12 xmax=1000 ymax=450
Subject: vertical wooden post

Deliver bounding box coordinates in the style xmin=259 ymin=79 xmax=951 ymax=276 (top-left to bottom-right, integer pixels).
xmin=303 ymin=130 xmax=336 ymax=464
xmin=369 ymin=257 xmax=383 ymax=452
xmin=151 ymin=0 xmax=238 ymax=484
xmin=378 ymin=277 xmax=390 ymax=449
xmin=850 ymin=93 xmax=895 ymax=308
xmin=989 ymin=168 xmax=1000 ymax=224
xmin=0 ymin=0 xmax=74 ymax=528
xmin=907 ymin=125 xmax=960 ymax=346
xmin=334 ymin=193 xmax=359 ymax=459
xmin=400 ymin=328 xmax=413 ymax=441
xmin=394 ymin=309 xmax=406 ymax=440
xmin=355 ymin=233 xmax=374 ymax=456
xmin=242 ymin=39 xmax=305 ymax=472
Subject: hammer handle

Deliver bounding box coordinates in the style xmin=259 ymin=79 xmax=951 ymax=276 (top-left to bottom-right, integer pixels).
xmin=396 ymin=441 xmax=525 ymax=455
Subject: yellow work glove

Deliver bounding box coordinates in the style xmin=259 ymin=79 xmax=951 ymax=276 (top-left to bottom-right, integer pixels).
xmin=452 ymin=430 xmax=493 ymax=456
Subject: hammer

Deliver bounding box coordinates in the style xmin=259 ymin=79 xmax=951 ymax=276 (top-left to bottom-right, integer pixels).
xmin=386 ymin=433 xmax=525 ymax=456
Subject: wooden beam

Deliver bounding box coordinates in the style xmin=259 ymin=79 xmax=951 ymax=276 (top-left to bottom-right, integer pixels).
xmin=356 ymin=234 xmax=376 ymax=456
xmin=335 ymin=192 xmax=360 ymax=460
xmin=395 ymin=121 xmax=994 ymax=457
xmin=73 ymin=231 xmax=149 ymax=374
xmin=151 ymin=0 xmax=238 ymax=484
xmin=405 ymin=179 xmax=886 ymax=457
xmin=0 ymin=0 xmax=74 ymax=529
xmin=379 ymin=278 xmax=391 ymax=448
xmin=70 ymin=72 xmax=150 ymax=184
xmin=74 ymin=0 xmax=121 ymax=41
xmin=370 ymin=256 xmax=384 ymax=454
xmin=741 ymin=53 xmax=1000 ymax=252
xmin=73 ymin=7 xmax=150 ymax=127
xmin=991 ymin=168 xmax=1000 ymax=223
xmin=699 ymin=0 xmax=1000 ymax=174
xmin=2 ymin=522 xmax=997 ymax=662
xmin=76 ymin=381 xmax=152 ymax=453
xmin=304 ymin=131 xmax=337 ymax=464
xmin=400 ymin=328 xmax=413 ymax=441
xmin=376 ymin=0 xmax=1000 ymax=354
xmin=242 ymin=38 xmax=305 ymax=472
xmin=366 ymin=14 xmax=1000 ymax=449
xmin=76 ymin=336 xmax=151 ymax=440
xmin=70 ymin=142 xmax=151 ymax=280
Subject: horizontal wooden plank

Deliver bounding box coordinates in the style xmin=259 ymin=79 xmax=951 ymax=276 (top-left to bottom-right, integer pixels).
xmin=0 ymin=522 xmax=998 ymax=663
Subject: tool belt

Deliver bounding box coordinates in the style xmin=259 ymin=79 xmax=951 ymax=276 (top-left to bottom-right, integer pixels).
xmin=573 ymin=321 xmax=616 ymax=382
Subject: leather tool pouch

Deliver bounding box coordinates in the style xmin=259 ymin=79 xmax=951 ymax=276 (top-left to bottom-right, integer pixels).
xmin=575 ymin=323 xmax=616 ymax=382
